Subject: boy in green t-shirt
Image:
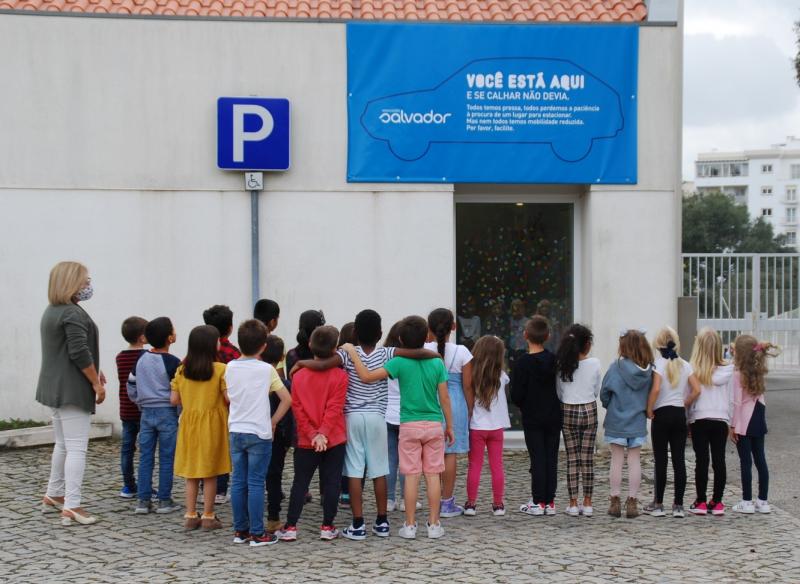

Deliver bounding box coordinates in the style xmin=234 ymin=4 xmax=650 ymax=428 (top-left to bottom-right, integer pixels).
xmin=343 ymin=315 xmax=454 ymax=540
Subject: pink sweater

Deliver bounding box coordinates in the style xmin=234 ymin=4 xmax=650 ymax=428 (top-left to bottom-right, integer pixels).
xmin=730 ymin=371 xmax=766 ymax=436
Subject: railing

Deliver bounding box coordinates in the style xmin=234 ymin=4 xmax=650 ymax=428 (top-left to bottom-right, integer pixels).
xmin=682 ymin=253 xmax=800 ymax=369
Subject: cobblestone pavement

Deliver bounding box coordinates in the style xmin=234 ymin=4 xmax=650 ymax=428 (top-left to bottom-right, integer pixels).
xmin=1 ymin=440 xmax=799 ymax=584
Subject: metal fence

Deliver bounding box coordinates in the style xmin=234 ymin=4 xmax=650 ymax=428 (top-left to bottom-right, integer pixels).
xmin=681 ymin=254 xmax=800 ymax=369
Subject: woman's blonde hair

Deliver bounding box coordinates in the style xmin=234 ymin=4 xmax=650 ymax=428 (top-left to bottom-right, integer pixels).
xmin=471 ymin=335 xmax=506 ymax=410
xmin=733 ymin=334 xmax=780 ymax=396
xmin=653 ymin=326 xmax=684 ymax=387
xmin=48 ymin=261 xmax=88 ymax=305
xmin=689 ymin=327 xmax=724 ymax=386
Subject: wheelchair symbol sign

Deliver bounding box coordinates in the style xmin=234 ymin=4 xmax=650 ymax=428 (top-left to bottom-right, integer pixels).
xmin=244 ymin=172 xmax=264 ymax=191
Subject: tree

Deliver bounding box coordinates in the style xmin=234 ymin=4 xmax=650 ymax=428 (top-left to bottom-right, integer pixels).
xmin=682 ymin=191 xmax=792 ymax=252
xmin=796 ymin=19 xmax=800 ymax=87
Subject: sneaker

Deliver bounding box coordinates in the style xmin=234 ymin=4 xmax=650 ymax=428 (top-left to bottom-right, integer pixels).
xmin=342 ymin=523 xmax=367 ymax=541
xmin=625 ymin=497 xmax=639 ymax=519
xmin=492 ymin=503 xmax=506 ymax=516
xmin=201 ymin=514 xmax=223 ymax=530
xmin=580 ymin=504 xmax=594 ymax=517
xmin=398 ymin=500 xmax=422 ymax=512
xmin=672 ymin=504 xmax=685 ymax=518
xmin=320 ymin=525 xmax=340 ymax=540
xmin=519 ymin=500 xmax=545 ymax=516
xmin=398 ymin=522 xmax=417 ymax=539
xmin=608 ymin=496 xmax=621 ymax=518
xmin=426 ymin=521 xmax=445 ymax=539
xmin=733 ymin=500 xmax=755 ymax=514
xmin=755 ymin=499 xmax=772 ymax=514
xmin=339 ymin=493 xmax=350 ymax=507
xmin=119 ymin=486 xmax=136 ymax=499
xmin=386 ymin=499 xmax=397 ymax=512
xmin=643 ymin=502 xmax=666 ymax=517
xmin=214 ymin=494 xmax=229 ymax=505
xmin=439 ymin=497 xmax=463 ymax=518
xmin=545 ymin=501 xmax=556 ymax=516
xmin=277 ymin=525 xmax=297 ymax=541
xmin=709 ymin=501 xmax=725 ymax=516
xmin=463 ymin=501 xmax=477 ymax=516
xmin=232 ymin=531 xmax=250 ymax=544
xmin=372 ymin=520 xmax=390 ymax=537
xmin=565 ymin=505 xmax=580 ymax=517
xmin=689 ymin=501 xmax=708 ymax=515
xmin=156 ymin=499 xmax=180 ymax=514
xmin=250 ymin=533 xmax=279 ymax=547
xmin=184 ymin=513 xmax=202 ymax=530
xmin=134 ymin=500 xmax=151 ymax=514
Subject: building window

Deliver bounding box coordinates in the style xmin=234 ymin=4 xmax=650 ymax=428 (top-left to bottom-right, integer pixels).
xmin=787 ymin=231 xmax=797 ymax=245
xmin=762 ymin=208 xmax=772 ymax=217
xmin=695 ymin=161 xmax=748 ymax=178
xmin=761 ymin=164 xmax=773 ymax=173
xmin=787 ymin=186 xmax=797 ymax=202
xmin=762 ymin=186 xmax=773 ymax=196
xmin=792 ymin=164 xmax=800 ymax=179
xmin=787 ymin=208 xmax=797 ymax=223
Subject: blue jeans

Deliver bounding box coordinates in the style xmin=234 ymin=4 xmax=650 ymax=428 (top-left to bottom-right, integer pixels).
xmin=137 ymin=407 xmax=178 ymax=502
xmin=736 ymin=435 xmax=769 ymax=501
xmin=121 ymin=420 xmax=140 ymax=490
xmin=230 ymin=432 xmax=272 ymax=536
xmin=386 ymin=423 xmax=405 ymax=502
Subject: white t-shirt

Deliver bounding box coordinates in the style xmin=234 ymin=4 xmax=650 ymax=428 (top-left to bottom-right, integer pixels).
xmin=424 ymin=341 xmax=473 ymax=373
xmin=470 ymin=372 xmax=511 ymax=430
xmin=654 ymin=356 xmax=693 ymax=410
xmin=224 ymin=358 xmax=285 ymax=440
xmin=557 ymin=357 xmax=602 ymax=404
xmin=385 ymin=377 xmax=401 ymax=426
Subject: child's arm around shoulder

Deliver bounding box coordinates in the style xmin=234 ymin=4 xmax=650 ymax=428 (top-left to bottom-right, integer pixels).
xmin=394 ymin=347 xmax=440 ymax=360
xmin=341 ymin=343 xmax=389 ymax=383
xmin=289 ymin=352 xmax=344 ymax=379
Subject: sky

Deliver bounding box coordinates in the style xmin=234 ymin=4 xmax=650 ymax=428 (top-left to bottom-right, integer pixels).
xmin=683 ymin=0 xmax=800 ymax=179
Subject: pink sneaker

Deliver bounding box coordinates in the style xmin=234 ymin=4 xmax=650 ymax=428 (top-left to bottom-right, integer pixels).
xmin=689 ymin=501 xmax=708 ymax=515
xmin=710 ymin=501 xmax=725 ymax=516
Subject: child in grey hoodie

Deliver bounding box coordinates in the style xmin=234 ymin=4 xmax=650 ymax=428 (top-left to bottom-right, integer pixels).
xmin=600 ymin=330 xmax=654 ymax=519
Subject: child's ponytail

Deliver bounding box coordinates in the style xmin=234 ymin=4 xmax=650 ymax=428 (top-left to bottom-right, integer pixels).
xmin=653 ymin=326 xmax=684 ymax=387
xmin=428 ymin=308 xmax=455 ymax=359
xmin=733 ymin=334 xmax=780 ymax=396
xmin=296 ymin=310 xmax=325 ymax=350
xmin=556 ymin=324 xmax=593 ymax=382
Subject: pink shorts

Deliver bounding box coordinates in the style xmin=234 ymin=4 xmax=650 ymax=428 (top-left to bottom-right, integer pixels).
xmin=398 ymin=421 xmax=445 ymax=475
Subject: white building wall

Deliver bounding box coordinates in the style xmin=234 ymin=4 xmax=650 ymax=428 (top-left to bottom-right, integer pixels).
xmin=0 ymin=14 xmax=681 ymax=430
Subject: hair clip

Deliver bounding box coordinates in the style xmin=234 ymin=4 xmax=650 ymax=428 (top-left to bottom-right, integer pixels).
xmin=753 ymin=343 xmax=764 ymax=353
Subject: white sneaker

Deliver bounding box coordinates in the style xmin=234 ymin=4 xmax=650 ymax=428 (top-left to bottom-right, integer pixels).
xmin=387 ymin=499 xmax=397 ymax=512
xmin=755 ymin=499 xmax=772 ymax=514
xmin=565 ymin=505 xmax=580 ymax=517
xmin=580 ymin=505 xmax=594 ymax=517
xmin=398 ymin=522 xmax=417 ymax=539
xmin=733 ymin=500 xmax=756 ymax=514
xmin=426 ymin=521 xmax=444 ymax=539
xmin=519 ymin=500 xmax=545 ymax=516
xmin=544 ymin=502 xmax=556 ymax=516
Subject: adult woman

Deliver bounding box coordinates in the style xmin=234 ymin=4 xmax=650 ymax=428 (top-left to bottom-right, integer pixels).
xmin=37 ymin=261 xmax=106 ymax=525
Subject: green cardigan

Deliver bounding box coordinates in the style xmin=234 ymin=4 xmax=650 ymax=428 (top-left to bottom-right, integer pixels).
xmin=35 ymin=303 xmax=100 ymax=414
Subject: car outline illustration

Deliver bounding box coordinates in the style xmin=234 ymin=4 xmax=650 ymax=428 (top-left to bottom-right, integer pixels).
xmin=358 ymin=56 xmax=627 ymax=163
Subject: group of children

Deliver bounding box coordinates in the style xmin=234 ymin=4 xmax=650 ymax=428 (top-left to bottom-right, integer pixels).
xmin=113 ymin=300 xmax=777 ymax=546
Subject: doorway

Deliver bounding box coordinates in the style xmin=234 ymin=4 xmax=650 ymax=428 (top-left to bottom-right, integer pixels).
xmin=455 ymin=198 xmax=575 ymax=429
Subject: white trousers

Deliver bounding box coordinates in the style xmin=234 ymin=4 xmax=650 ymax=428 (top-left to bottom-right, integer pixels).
xmin=45 ymin=406 xmax=92 ymax=509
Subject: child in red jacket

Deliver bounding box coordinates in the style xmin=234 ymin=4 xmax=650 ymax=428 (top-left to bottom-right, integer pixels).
xmin=277 ymin=326 xmax=348 ymax=542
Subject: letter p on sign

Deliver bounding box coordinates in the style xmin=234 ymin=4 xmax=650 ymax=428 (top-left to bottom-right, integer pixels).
xmin=217 ymin=97 xmax=290 ymax=171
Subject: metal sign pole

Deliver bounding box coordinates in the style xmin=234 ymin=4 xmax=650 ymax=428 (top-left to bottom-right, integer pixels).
xmin=250 ymin=188 xmax=260 ymax=307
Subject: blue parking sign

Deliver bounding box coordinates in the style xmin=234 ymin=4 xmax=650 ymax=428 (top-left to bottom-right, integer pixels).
xmin=217 ymin=97 xmax=290 ymax=171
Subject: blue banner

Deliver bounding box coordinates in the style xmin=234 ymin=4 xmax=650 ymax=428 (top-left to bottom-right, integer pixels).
xmin=347 ymin=23 xmax=638 ymax=184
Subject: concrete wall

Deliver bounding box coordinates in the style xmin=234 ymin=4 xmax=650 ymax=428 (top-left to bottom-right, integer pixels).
xmin=0 ymin=14 xmax=681 ymax=430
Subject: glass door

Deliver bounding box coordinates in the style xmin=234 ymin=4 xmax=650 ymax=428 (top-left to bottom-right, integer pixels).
xmin=455 ymin=202 xmax=574 ymax=429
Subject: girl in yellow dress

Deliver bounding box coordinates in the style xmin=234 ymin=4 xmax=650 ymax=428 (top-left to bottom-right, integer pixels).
xmin=170 ymin=325 xmax=231 ymax=530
